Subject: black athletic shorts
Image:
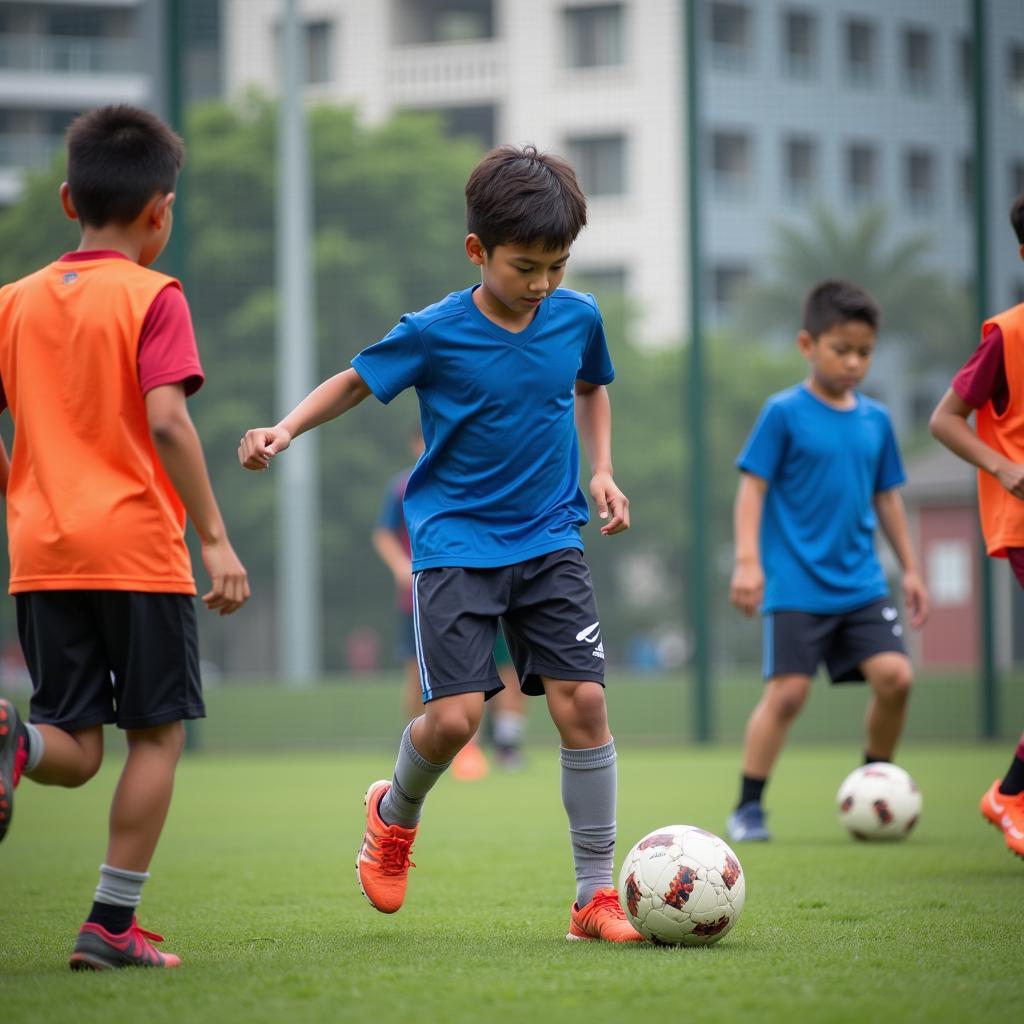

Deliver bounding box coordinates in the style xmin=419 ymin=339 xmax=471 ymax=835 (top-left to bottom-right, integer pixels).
xmin=16 ymin=590 xmax=204 ymax=731
xmin=411 ymin=547 xmax=605 ymax=702
xmin=761 ymin=597 xmax=907 ymax=684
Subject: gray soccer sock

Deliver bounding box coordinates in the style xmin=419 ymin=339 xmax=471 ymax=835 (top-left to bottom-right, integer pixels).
xmin=379 ymin=719 xmax=451 ymax=829
xmin=95 ymin=863 xmax=149 ymax=907
xmin=561 ymin=738 xmax=617 ymax=908
xmin=23 ymin=723 xmax=43 ymax=772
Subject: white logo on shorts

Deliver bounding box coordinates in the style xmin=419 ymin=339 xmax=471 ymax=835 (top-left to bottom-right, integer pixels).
xmin=576 ymin=621 xmax=601 ymax=643
xmin=593 ymin=642 xmax=605 ymax=659
xmin=881 ymin=606 xmax=898 ymax=622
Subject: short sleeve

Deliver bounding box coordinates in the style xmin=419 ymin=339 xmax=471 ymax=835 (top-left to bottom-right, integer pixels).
xmin=578 ymin=302 xmax=615 ymax=385
xmin=736 ymin=401 xmax=788 ymax=482
xmin=138 ymin=284 xmax=204 ymax=396
xmin=376 ymin=476 xmax=405 ymax=531
xmin=951 ymin=323 xmax=1006 ymax=412
xmin=874 ymin=412 xmax=906 ymax=493
xmin=352 ymin=316 xmax=430 ymax=405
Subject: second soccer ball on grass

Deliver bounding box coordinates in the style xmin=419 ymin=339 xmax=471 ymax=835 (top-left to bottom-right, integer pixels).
xmin=837 ymin=763 xmax=922 ymax=841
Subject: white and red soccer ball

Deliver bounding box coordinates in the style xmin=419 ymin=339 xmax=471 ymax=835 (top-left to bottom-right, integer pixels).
xmin=837 ymin=763 xmax=922 ymax=841
xmin=617 ymin=825 xmax=746 ymax=946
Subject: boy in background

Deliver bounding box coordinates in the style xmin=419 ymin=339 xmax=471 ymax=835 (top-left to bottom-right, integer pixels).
xmin=930 ymin=193 xmax=1024 ymax=861
xmin=0 ymin=105 xmax=249 ymax=968
xmin=241 ymin=144 xmax=639 ymax=941
xmin=727 ymin=280 xmax=928 ymax=842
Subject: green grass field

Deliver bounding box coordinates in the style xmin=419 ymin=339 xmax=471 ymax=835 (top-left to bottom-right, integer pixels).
xmin=2 ymin=740 xmax=1022 ymax=1024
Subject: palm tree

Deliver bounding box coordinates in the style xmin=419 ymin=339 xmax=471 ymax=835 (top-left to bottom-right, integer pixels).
xmin=735 ymin=205 xmax=973 ymax=369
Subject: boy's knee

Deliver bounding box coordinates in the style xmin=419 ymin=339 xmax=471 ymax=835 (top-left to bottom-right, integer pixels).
xmin=873 ymin=659 xmax=913 ymax=703
xmin=765 ymin=678 xmax=809 ymax=722
xmin=66 ymin=753 xmax=103 ymax=787
xmin=425 ymin=703 xmax=481 ymax=749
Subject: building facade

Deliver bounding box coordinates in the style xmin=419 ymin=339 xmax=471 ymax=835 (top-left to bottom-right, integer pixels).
xmin=223 ymin=0 xmax=1024 ymax=346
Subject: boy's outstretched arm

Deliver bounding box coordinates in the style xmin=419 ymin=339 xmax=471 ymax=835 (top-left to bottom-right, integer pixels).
xmin=372 ymin=527 xmax=413 ymax=589
xmin=730 ymin=472 xmax=766 ymax=617
xmin=146 ymin=383 xmax=250 ymax=615
xmin=238 ymin=368 xmax=371 ymax=471
xmin=574 ymin=381 xmax=629 ymax=535
xmin=873 ymin=489 xmax=929 ymax=629
xmin=930 ymin=387 xmax=1024 ymax=498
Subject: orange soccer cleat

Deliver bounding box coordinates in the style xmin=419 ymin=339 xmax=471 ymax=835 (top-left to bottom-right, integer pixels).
xmin=566 ymin=887 xmax=644 ymax=942
xmin=356 ymin=779 xmax=418 ymax=913
xmin=68 ymin=919 xmax=181 ymax=970
xmin=980 ymin=779 xmax=1024 ymax=860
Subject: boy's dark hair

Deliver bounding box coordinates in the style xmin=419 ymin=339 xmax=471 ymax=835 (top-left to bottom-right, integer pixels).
xmin=1010 ymin=193 xmax=1024 ymax=245
xmin=802 ymin=280 xmax=880 ymax=337
xmin=466 ymin=144 xmax=587 ymax=253
xmin=66 ymin=105 xmax=184 ymax=228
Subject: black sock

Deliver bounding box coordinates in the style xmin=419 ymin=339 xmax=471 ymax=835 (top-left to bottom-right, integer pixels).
xmin=86 ymin=901 xmax=134 ymax=935
xmin=864 ymin=752 xmax=889 ymax=765
xmin=999 ymin=755 xmax=1024 ymax=796
xmin=738 ymin=774 xmax=767 ymax=809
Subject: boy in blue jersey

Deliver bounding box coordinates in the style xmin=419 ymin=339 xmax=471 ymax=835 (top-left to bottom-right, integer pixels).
xmin=239 ymin=145 xmax=640 ymax=940
xmin=726 ymin=280 xmax=929 ymax=842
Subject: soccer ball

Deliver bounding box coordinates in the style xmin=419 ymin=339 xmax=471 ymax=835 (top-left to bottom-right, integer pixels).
xmin=837 ymin=763 xmax=922 ymax=840
xmin=617 ymin=825 xmax=746 ymax=946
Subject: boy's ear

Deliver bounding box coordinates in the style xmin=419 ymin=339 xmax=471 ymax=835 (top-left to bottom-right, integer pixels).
xmin=151 ymin=192 xmax=175 ymax=228
xmin=59 ymin=182 xmax=78 ymax=221
xmin=796 ymin=329 xmax=815 ymax=356
xmin=465 ymin=233 xmax=487 ymax=267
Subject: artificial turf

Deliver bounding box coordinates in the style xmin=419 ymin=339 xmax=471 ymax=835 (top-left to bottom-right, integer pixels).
xmin=2 ymin=743 xmax=1021 ymax=1023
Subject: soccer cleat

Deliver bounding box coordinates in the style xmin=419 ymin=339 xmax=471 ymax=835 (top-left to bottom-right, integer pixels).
xmin=451 ymin=739 xmax=489 ymax=781
xmin=981 ymin=779 xmax=1024 ymax=860
xmin=566 ymin=887 xmax=643 ymax=942
xmin=356 ymin=779 xmax=418 ymax=913
xmin=726 ymin=801 xmax=771 ymax=842
xmin=68 ymin=919 xmax=181 ymax=970
xmin=0 ymin=699 xmax=28 ymax=843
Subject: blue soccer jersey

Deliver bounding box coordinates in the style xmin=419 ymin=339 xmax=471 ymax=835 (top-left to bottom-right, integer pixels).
xmin=352 ymin=286 xmax=614 ymax=571
xmin=737 ymin=383 xmax=906 ymax=614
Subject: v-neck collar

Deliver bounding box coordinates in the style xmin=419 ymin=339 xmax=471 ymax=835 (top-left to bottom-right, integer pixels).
xmin=460 ymin=285 xmax=550 ymax=347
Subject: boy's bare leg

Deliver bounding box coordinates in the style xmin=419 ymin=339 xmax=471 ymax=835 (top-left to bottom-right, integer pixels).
xmin=741 ymin=674 xmax=813 ymax=778
xmin=25 ymin=724 xmax=103 ymax=787
xmin=544 ymin=679 xmax=609 ymax=749
xmin=106 ymin=722 xmax=185 ymax=872
xmin=402 ymin=658 xmax=422 ymax=721
xmin=861 ymin=652 xmax=913 ymax=762
xmin=410 ymin=691 xmax=485 ymax=763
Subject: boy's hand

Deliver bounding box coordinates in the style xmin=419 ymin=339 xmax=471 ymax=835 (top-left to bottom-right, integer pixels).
xmin=201 ymin=537 xmax=250 ymax=615
xmin=902 ymin=570 xmax=929 ymax=629
xmin=590 ymin=472 xmax=630 ymax=535
xmin=730 ymin=560 xmax=763 ymax=617
xmin=238 ymin=426 xmax=292 ymax=470
xmin=995 ymin=461 xmax=1024 ymax=499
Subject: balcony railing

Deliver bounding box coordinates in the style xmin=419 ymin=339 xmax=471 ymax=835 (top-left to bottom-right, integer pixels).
xmin=387 ymin=40 xmax=504 ymax=100
xmin=0 ymin=34 xmax=139 ymax=75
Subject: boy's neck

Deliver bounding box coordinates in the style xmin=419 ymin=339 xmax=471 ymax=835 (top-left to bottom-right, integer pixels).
xmin=75 ymin=227 xmax=144 ymax=264
xmin=472 ymin=283 xmax=537 ymax=334
xmin=805 ymin=376 xmax=857 ymax=410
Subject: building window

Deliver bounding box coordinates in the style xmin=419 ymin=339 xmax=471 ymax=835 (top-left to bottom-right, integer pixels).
xmin=567 ymin=135 xmax=627 ymax=196
xmin=565 ymin=4 xmax=624 ymax=68
xmin=844 ymin=18 xmax=878 ymax=87
xmin=846 ymin=142 xmax=878 ymax=204
xmin=573 ymin=266 xmax=627 ymax=301
xmin=1010 ymin=45 xmax=1024 ymax=113
xmin=928 ymin=540 xmax=971 ymax=607
xmin=1012 ymin=159 xmax=1024 ymax=201
xmin=957 ymin=35 xmax=972 ymax=97
xmin=904 ymin=148 xmax=936 ymax=213
xmin=710 ymin=2 xmax=752 ymax=71
xmin=782 ymin=135 xmax=816 ymax=202
xmin=406 ymin=105 xmax=495 ymax=149
xmin=960 ymin=154 xmax=974 ymax=213
xmin=902 ymin=27 xmax=933 ymax=95
xmin=711 ymin=130 xmax=752 ymax=197
xmin=781 ymin=8 xmax=817 ymax=79
xmin=391 ymin=0 xmax=495 ymax=45
xmin=305 ymin=21 xmax=331 ymax=84
xmin=711 ymin=263 xmax=751 ymax=314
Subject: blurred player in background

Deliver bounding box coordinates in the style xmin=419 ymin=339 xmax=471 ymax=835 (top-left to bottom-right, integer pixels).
xmin=727 ymin=280 xmax=929 ymax=842
xmin=0 ymin=105 xmax=249 ymax=969
xmin=930 ymin=192 xmax=1024 ymax=862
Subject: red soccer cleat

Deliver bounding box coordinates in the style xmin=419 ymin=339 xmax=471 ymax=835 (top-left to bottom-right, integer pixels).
xmin=68 ymin=919 xmax=182 ymax=970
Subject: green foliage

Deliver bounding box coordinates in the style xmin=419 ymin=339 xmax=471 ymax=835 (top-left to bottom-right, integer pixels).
xmin=736 ymin=205 xmax=973 ymax=368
